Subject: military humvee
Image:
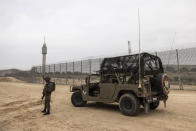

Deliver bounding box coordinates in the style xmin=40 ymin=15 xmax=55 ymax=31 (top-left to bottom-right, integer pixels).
xmin=70 ymin=53 xmax=170 ymax=116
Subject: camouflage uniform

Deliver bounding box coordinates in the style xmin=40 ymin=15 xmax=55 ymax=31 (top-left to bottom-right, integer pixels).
xmin=42 ymin=76 xmax=54 ymax=115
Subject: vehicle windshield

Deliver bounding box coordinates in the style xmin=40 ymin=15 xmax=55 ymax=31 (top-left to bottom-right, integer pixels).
xmin=89 ymin=75 xmax=100 ymax=83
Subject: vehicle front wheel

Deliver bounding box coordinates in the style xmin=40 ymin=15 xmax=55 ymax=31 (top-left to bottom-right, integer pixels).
xmin=150 ymin=101 xmax=160 ymax=110
xmin=119 ymin=93 xmax=140 ymax=116
xmin=71 ymin=91 xmax=87 ymax=107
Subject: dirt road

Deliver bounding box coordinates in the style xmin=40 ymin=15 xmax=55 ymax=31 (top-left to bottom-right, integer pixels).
xmin=0 ymin=82 xmax=196 ymax=131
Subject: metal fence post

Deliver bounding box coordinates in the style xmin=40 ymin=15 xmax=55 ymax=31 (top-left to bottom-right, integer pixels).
xmin=73 ymin=61 xmax=75 ymax=85
xmin=45 ymin=65 xmax=47 ymax=73
xmin=66 ymin=62 xmax=68 ymax=85
xmin=99 ymin=58 xmax=102 ymax=73
xmin=81 ymin=60 xmax=83 ymax=84
xmin=49 ymin=64 xmax=50 ymax=73
xmin=176 ymin=49 xmax=183 ymax=90
xmin=40 ymin=66 xmax=42 ymax=74
xmin=59 ymin=64 xmax=61 ymax=73
xmin=54 ymin=64 xmax=56 ymax=84
xmin=54 ymin=64 xmax=56 ymax=73
xmin=89 ymin=59 xmax=92 ymax=75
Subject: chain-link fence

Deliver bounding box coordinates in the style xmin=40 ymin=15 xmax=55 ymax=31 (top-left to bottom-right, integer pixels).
xmin=32 ymin=47 xmax=196 ymax=87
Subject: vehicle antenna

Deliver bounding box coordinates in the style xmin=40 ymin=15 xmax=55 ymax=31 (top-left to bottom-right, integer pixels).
xmin=138 ymin=8 xmax=142 ymax=88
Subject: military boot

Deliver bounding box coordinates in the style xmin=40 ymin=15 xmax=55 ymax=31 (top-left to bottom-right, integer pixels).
xmin=41 ymin=109 xmax=46 ymax=113
xmin=43 ymin=108 xmax=50 ymax=115
xmin=43 ymin=111 xmax=50 ymax=115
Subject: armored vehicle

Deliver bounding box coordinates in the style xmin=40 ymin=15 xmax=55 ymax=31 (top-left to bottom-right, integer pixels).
xmin=70 ymin=53 xmax=170 ymax=116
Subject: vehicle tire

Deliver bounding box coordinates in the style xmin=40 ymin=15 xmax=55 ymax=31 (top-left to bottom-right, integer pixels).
xmin=71 ymin=91 xmax=87 ymax=107
xmin=119 ymin=93 xmax=140 ymax=116
xmin=150 ymin=101 xmax=160 ymax=110
xmin=150 ymin=74 xmax=170 ymax=95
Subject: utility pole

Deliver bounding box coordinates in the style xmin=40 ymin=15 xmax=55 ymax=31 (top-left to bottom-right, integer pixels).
xmin=128 ymin=41 xmax=131 ymax=55
xmin=176 ymin=49 xmax=183 ymax=90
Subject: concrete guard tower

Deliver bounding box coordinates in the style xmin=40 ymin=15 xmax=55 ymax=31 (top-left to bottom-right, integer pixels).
xmin=42 ymin=37 xmax=47 ymax=76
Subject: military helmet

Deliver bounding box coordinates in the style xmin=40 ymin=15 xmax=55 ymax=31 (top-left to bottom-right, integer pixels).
xmin=44 ymin=76 xmax=51 ymax=81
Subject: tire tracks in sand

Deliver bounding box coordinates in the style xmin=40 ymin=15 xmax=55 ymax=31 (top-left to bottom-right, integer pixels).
xmin=0 ymin=99 xmax=42 ymax=129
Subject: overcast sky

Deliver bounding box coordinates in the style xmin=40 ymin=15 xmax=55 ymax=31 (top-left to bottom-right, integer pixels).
xmin=0 ymin=0 xmax=196 ymax=70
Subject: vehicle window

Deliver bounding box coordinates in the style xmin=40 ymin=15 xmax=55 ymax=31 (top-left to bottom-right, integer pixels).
xmin=90 ymin=75 xmax=100 ymax=83
xmin=144 ymin=58 xmax=160 ymax=72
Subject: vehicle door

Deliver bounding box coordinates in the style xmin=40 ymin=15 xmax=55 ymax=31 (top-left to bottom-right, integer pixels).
xmin=99 ymin=83 xmax=117 ymax=99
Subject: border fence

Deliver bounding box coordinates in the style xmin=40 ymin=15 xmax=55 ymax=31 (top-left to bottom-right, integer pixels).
xmin=32 ymin=47 xmax=196 ymax=87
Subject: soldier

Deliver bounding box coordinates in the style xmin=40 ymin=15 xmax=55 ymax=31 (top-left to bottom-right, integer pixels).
xmin=41 ymin=76 xmax=55 ymax=115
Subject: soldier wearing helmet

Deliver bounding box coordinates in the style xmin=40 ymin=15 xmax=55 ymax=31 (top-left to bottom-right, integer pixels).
xmin=41 ymin=76 xmax=55 ymax=115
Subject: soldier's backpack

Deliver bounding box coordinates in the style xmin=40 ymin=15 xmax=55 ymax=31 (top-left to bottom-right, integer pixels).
xmin=48 ymin=82 xmax=55 ymax=92
xmin=50 ymin=82 xmax=56 ymax=92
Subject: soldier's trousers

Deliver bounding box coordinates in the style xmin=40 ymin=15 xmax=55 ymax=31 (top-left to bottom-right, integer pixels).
xmin=44 ymin=95 xmax=51 ymax=112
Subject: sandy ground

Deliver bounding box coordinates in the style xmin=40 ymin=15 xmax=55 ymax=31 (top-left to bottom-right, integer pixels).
xmin=0 ymin=82 xmax=196 ymax=131
xmin=0 ymin=77 xmax=23 ymax=83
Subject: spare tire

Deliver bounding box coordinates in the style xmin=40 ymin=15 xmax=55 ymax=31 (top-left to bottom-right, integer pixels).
xmin=150 ymin=73 xmax=170 ymax=95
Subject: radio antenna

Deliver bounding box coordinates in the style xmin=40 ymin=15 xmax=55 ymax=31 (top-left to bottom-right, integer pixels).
xmin=138 ymin=8 xmax=142 ymax=88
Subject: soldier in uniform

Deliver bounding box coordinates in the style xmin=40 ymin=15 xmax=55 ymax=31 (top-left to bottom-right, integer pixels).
xmin=41 ymin=76 xmax=54 ymax=115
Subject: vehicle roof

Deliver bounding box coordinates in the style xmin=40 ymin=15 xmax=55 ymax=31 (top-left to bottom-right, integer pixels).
xmin=100 ymin=52 xmax=163 ymax=75
xmin=103 ymin=52 xmax=155 ymax=60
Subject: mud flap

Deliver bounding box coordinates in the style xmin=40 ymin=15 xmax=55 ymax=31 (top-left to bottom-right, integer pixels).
xmin=163 ymin=99 xmax=167 ymax=108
